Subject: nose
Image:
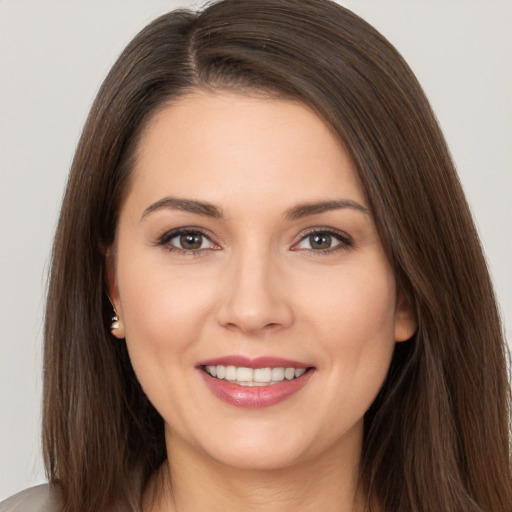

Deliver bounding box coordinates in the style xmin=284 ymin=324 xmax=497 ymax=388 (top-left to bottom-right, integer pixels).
xmin=216 ymin=247 xmax=294 ymax=335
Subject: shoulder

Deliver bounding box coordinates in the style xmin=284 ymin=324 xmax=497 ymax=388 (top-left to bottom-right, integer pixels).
xmin=0 ymin=484 xmax=61 ymax=512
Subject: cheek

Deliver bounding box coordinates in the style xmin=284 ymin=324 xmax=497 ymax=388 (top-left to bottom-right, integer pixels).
xmin=296 ymin=266 xmax=397 ymax=448
xmin=309 ymin=256 xmax=396 ymax=328
xmin=307 ymin=262 xmax=397 ymax=385
xmin=115 ymin=259 xmax=219 ymax=424
xmin=115 ymin=251 xmax=219 ymax=385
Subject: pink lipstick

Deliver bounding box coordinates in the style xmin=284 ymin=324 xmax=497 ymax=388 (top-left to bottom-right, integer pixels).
xmin=197 ymin=356 xmax=315 ymax=408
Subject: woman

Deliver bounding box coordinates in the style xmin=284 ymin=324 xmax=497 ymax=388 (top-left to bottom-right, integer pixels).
xmin=1 ymin=0 xmax=510 ymax=511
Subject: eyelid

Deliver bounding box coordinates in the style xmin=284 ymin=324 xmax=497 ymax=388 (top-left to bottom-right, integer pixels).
xmin=155 ymin=227 xmax=220 ymax=254
xmin=154 ymin=226 xmax=352 ymax=255
xmin=290 ymin=227 xmax=353 ymax=253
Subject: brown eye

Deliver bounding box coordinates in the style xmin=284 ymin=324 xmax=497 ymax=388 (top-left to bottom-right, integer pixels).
xmin=180 ymin=232 xmax=204 ymax=250
xmin=309 ymin=233 xmax=332 ymax=250
xmin=292 ymin=229 xmax=352 ymax=253
xmin=161 ymin=230 xmax=217 ymax=252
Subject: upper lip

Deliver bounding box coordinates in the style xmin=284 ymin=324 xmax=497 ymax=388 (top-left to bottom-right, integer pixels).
xmin=196 ymin=355 xmax=313 ymax=369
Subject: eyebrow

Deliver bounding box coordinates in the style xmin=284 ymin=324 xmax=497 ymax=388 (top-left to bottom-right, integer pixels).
xmin=284 ymin=200 xmax=369 ymax=220
xmin=141 ymin=196 xmax=369 ymax=222
xmin=141 ymin=197 xmax=223 ymax=220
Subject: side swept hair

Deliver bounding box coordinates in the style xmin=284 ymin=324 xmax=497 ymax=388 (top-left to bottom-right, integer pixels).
xmin=43 ymin=1 xmax=511 ymax=511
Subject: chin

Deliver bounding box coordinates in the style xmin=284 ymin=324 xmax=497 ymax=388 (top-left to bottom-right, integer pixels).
xmin=195 ymin=421 xmax=341 ymax=473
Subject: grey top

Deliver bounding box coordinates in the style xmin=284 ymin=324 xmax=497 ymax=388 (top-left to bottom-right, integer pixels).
xmin=0 ymin=485 xmax=60 ymax=512
xmin=0 ymin=485 xmax=137 ymax=512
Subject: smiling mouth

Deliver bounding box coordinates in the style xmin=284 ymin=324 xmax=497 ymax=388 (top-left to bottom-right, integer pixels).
xmin=203 ymin=365 xmax=311 ymax=387
xmin=199 ymin=359 xmax=315 ymax=407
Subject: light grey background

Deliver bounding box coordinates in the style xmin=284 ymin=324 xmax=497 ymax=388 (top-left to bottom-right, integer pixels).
xmin=1 ymin=0 xmax=511 ymax=500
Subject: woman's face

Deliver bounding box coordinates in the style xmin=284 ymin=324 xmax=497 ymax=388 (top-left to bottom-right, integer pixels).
xmin=109 ymin=91 xmax=416 ymax=471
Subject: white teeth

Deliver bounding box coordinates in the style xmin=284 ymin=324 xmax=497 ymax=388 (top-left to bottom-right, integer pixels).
xmin=205 ymin=365 xmax=217 ymax=377
xmin=271 ymin=367 xmax=285 ymax=381
xmin=225 ymin=365 xmax=237 ymax=381
xmin=236 ymin=367 xmax=253 ymax=382
xmin=254 ymin=367 xmax=272 ymax=383
xmin=284 ymin=367 xmax=295 ymax=380
xmin=204 ymin=365 xmax=308 ymax=385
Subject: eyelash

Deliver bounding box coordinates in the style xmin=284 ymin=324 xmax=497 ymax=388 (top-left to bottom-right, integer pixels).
xmin=291 ymin=228 xmax=353 ymax=255
xmin=155 ymin=227 xmax=353 ymax=256
xmin=156 ymin=227 xmax=218 ymax=255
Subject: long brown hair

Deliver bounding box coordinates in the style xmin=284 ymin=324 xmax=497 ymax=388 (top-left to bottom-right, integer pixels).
xmin=43 ymin=1 xmax=512 ymax=510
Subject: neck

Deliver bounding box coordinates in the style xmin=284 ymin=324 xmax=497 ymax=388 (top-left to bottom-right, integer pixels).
xmin=144 ymin=426 xmax=366 ymax=512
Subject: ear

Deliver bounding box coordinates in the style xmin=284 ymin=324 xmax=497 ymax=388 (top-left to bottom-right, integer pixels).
xmin=104 ymin=247 xmax=125 ymax=339
xmin=394 ymin=290 xmax=417 ymax=342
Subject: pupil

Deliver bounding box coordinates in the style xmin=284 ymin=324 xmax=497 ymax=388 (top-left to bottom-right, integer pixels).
xmin=310 ymin=233 xmax=331 ymax=249
xmin=180 ymin=233 xmax=202 ymax=250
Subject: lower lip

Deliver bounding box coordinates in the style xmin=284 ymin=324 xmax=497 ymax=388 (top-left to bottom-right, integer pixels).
xmin=199 ymin=369 xmax=314 ymax=408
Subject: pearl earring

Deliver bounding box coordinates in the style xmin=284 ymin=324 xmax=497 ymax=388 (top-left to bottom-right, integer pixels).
xmin=107 ymin=295 xmax=121 ymax=332
xmin=110 ymin=314 xmax=120 ymax=331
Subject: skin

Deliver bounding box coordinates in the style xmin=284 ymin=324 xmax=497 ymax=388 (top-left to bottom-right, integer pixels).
xmin=108 ymin=90 xmax=417 ymax=511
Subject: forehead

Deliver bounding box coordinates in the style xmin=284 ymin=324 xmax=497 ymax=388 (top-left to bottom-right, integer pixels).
xmin=125 ymin=90 xmax=366 ymax=215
